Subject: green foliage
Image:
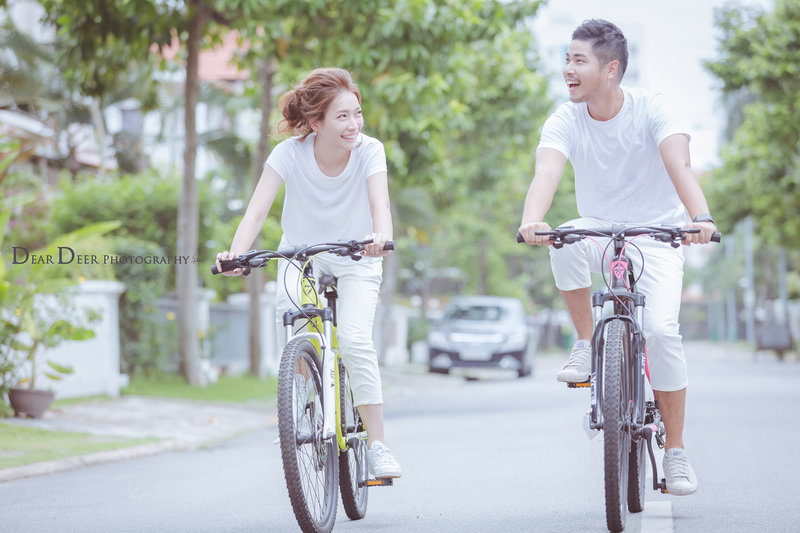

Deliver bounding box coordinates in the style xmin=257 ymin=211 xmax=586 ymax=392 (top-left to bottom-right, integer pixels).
xmin=111 ymin=237 xmax=171 ymax=379
xmin=1 ymin=203 xmax=110 ymax=397
xmin=48 ymin=170 xmax=220 ymax=266
xmin=705 ymin=0 xmax=800 ymax=248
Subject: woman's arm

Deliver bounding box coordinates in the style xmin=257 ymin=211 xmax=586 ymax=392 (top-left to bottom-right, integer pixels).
xmin=216 ymin=164 xmax=283 ymax=274
xmin=364 ymin=170 xmax=393 ymax=257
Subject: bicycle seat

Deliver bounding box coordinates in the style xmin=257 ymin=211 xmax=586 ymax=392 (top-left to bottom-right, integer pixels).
xmin=319 ymin=274 xmax=338 ymax=293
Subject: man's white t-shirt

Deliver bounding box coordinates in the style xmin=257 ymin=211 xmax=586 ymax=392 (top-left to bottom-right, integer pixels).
xmin=266 ymin=132 xmax=386 ymax=252
xmin=539 ymin=86 xmax=689 ymax=226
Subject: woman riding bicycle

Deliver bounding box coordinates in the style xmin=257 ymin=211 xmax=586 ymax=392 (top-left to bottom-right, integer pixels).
xmin=216 ymin=67 xmax=401 ymax=479
xmin=518 ymin=19 xmax=716 ymax=496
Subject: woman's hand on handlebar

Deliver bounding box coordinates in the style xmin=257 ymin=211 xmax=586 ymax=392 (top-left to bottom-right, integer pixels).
xmin=362 ymin=233 xmax=392 ymax=257
xmin=517 ymin=221 xmax=553 ymax=246
xmin=683 ymin=220 xmax=717 ymax=246
xmin=215 ymin=250 xmax=243 ymax=276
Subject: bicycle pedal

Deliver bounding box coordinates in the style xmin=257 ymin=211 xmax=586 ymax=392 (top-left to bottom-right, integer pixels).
xmin=659 ymin=478 xmax=669 ymax=494
xmin=567 ymin=381 xmax=590 ymax=388
xmin=359 ymin=478 xmax=394 ymax=487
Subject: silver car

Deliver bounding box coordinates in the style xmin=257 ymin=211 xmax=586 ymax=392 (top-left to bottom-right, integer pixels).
xmin=427 ymin=296 xmax=533 ymax=378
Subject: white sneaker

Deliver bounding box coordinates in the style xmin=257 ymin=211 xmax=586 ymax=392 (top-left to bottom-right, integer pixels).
xmin=367 ymin=441 xmax=402 ymax=478
xmin=662 ymin=448 xmax=698 ymax=495
xmin=556 ymin=340 xmax=591 ymax=382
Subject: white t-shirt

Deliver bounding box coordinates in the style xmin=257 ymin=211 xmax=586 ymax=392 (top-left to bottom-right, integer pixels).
xmin=266 ymin=133 xmax=386 ymax=249
xmin=539 ymin=86 xmax=689 ymax=225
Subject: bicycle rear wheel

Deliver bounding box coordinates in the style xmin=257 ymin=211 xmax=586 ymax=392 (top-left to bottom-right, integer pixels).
xmin=602 ymin=319 xmax=631 ymax=533
xmin=338 ymin=361 xmax=369 ymax=520
xmin=627 ymin=437 xmax=646 ymax=513
xmin=278 ymin=338 xmax=338 ymax=533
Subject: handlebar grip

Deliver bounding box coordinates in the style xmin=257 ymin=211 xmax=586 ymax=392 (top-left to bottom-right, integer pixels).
xmin=383 ymin=240 xmax=395 ymax=251
xmin=211 ymin=260 xmax=240 ymax=275
xmin=711 ymin=232 xmax=721 ymax=243
xmin=516 ymin=232 xmax=524 ymax=243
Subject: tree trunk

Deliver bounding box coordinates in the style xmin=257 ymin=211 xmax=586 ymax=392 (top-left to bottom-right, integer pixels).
xmin=378 ymin=200 xmax=400 ymax=364
xmin=477 ymin=235 xmax=489 ymax=295
xmin=177 ymin=4 xmax=207 ymax=386
xmin=247 ymin=59 xmax=277 ymax=377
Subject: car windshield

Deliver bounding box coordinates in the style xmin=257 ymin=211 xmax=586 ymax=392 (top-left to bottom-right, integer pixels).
xmin=444 ymin=305 xmax=508 ymax=322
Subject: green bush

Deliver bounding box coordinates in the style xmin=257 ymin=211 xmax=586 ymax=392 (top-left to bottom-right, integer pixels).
xmin=112 ymin=237 xmax=171 ymax=379
xmin=48 ymin=170 xmax=220 ymax=268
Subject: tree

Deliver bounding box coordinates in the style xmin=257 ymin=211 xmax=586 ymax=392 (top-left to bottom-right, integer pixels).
xmin=705 ymin=0 xmax=800 ymax=248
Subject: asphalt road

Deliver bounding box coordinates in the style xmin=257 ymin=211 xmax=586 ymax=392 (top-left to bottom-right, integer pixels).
xmin=1 ymin=342 xmax=798 ymax=533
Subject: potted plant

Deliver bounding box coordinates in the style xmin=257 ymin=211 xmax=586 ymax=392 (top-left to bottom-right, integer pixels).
xmin=5 ymin=301 xmax=96 ymax=418
xmin=1 ymin=203 xmax=114 ymax=417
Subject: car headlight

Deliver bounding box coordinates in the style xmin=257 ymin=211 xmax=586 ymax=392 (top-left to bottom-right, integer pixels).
xmin=427 ymin=331 xmax=449 ymax=348
xmin=502 ymin=331 xmax=528 ymax=351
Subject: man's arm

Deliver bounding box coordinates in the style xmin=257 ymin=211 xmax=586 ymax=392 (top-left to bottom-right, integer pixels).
xmin=518 ymin=147 xmax=567 ymax=245
xmin=659 ymin=134 xmax=717 ymax=245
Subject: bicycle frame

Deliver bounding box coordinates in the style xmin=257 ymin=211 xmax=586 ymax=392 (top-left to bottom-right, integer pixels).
xmin=281 ymin=258 xmax=351 ymax=452
xmin=588 ymin=229 xmax=647 ymax=434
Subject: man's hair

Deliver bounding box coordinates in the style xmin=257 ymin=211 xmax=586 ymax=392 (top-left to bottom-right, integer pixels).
xmin=572 ymin=19 xmax=628 ymax=81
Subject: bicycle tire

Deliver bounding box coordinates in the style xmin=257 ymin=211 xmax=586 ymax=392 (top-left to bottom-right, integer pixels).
xmin=278 ymin=338 xmax=338 ymax=533
xmin=627 ymin=436 xmax=647 ymax=513
xmin=338 ymin=361 xmax=369 ymax=520
xmin=602 ymin=319 xmax=631 ymax=533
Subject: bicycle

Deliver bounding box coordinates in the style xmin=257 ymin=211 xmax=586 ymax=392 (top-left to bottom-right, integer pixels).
xmin=517 ymin=224 xmax=720 ymax=532
xmin=212 ymin=238 xmax=395 ymax=533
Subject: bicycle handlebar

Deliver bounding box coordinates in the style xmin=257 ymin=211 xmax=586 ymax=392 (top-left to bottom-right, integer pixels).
xmin=211 ymin=239 xmax=395 ymax=275
xmin=515 ymin=225 xmax=721 ymax=248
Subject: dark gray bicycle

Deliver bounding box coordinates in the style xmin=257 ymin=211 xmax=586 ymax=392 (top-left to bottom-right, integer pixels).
xmin=519 ymin=225 xmax=719 ymax=532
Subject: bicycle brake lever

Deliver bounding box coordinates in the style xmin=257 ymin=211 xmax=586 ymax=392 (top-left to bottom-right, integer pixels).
xmin=350 ymin=254 xmax=363 ymax=261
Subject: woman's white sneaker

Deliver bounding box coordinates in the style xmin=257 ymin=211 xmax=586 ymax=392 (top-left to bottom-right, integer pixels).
xmin=367 ymin=441 xmax=402 ymax=478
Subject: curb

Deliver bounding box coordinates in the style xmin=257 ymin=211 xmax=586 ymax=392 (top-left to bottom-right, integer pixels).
xmin=0 ymin=440 xmax=186 ymax=483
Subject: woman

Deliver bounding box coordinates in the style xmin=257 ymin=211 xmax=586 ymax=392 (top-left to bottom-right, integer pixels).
xmin=216 ymin=67 xmax=401 ymax=478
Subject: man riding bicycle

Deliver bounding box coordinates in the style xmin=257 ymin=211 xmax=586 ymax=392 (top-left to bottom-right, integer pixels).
xmin=517 ymin=19 xmax=716 ymax=496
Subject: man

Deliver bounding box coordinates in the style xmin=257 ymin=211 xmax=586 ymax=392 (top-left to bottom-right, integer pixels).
xmin=518 ymin=19 xmax=716 ymax=495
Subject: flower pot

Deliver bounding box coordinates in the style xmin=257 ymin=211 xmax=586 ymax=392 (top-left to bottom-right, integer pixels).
xmin=8 ymin=388 xmax=55 ymax=419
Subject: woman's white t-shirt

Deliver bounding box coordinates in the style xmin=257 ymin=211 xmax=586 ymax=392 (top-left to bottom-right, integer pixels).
xmin=266 ymin=132 xmax=386 ymax=250
xmin=539 ymin=86 xmax=689 ymax=226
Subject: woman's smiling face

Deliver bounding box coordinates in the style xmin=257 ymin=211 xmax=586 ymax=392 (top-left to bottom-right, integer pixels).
xmin=315 ymin=90 xmax=364 ymax=150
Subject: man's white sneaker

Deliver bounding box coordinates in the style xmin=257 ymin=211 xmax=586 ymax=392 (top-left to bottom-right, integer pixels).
xmin=556 ymin=340 xmax=591 ymax=383
xmin=367 ymin=441 xmax=402 ymax=479
xmin=662 ymin=448 xmax=698 ymax=495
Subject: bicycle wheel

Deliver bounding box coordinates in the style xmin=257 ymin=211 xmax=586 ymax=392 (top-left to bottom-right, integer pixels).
xmin=602 ymin=319 xmax=631 ymax=533
xmin=278 ymin=338 xmax=338 ymax=533
xmin=338 ymin=361 xmax=369 ymax=520
xmin=627 ymin=436 xmax=647 ymax=512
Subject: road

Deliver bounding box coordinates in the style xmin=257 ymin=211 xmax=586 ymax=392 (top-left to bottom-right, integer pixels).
xmin=1 ymin=342 xmax=798 ymax=532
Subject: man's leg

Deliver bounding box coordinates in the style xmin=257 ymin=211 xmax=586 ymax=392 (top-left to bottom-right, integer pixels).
xmin=561 ymin=287 xmax=594 ymax=339
xmin=654 ymin=388 xmax=686 ymax=450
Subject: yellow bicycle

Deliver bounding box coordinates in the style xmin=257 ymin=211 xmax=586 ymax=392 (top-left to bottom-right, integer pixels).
xmin=212 ymin=239 xmax=394 ymax=533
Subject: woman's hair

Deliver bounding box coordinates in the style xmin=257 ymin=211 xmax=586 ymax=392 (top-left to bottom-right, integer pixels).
xmin=277 ymin=67 xmax=362 ymax=140
xmin=572 ymin=19 xmax=628 ymax=81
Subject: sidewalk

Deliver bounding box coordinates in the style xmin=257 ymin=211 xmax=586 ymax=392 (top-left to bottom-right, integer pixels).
xmin=0 ymin=396 xmax=275 ymax=483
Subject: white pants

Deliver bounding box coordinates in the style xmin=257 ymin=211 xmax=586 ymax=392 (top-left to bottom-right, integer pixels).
xmin=549 ymin=217 xmax=688 ymax=391
xmin=275 ymin=252 xmax=384 ymax=406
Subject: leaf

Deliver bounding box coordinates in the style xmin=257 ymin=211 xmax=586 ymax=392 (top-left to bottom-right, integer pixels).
xmin=47 ymin=360 xmax=74 ymax=375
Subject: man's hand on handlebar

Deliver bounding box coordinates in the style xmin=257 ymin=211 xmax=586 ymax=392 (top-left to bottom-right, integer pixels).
xmin=517 ymin=222 xmax=553 ymax=246
xmin=683 ymin=220 xmax=717 ymax=246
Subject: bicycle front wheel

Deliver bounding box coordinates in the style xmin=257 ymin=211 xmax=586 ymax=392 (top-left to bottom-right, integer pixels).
xmin=278 ymin=338 xmax=338 ymax=533
xmin=602 ymin=319 xmax=631 ymax=533
xmin=338 ymin=361 xmax=369 ymax=520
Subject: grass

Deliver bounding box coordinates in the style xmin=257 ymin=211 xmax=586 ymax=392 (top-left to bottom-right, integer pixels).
xmin=0 ymin=423 xmax=156 ymax=469
xmin=121 ymin=372 xmax=278 ymax=404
